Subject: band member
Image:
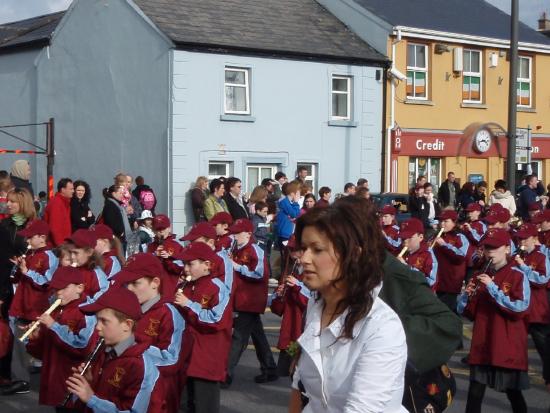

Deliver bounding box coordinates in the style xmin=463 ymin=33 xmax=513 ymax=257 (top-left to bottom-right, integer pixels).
xmin=534 ymin=210 xmax=550 ymax=252
xmin=397 ymin=218 xmax=438 ymax=291
xmin=174 ymin=242 xmax=233 ymax=413
xmin=89 ymin=224 xmax=123 ymax=279
xmin=69 ymin=287 xmax=164 ymax=412
xmin=225 ymin=219 xmax=277 ymax=386
xmin=209 ymin=212 xmax=234 ymax=252
xmin=114 ymin=253 xmax=189 ymax=413
xmin=25 ymin=266 xmax=98 ymax=409
xmin=484 ymin=206 xmax=517 ymax=255
xmin=433 ymin=210 xmax=469 ymax=312
xmin=147 ymin=214 xmax=183 ymax=295
xmin=458 ymin=228 xmax=530 ymax=413
xmin=380 ymin=205 xmax=401 ymax=255
xmin=462 ymin=203 xmax=487 ymax=247
xmin=514 ymin=223 xmax=550 ymax=379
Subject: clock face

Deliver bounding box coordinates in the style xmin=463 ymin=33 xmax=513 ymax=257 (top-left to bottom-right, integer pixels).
xmin=474 ymin=129 xmax=492 ymax=153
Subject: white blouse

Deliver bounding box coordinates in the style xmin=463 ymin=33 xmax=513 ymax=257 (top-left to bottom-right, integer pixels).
xmin=292 ymin=286 xmax=408 ymax=412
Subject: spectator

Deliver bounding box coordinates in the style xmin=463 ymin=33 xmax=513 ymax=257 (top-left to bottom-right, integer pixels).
xmin=43 ymin=178 xmax=74 ymax=246
xmin=262 ymin=178 xmax=278 ymax=214
xmin=9 ymin=160 xmax=34 ymax=198
xmin=190 ymin=176 xmax=208 ymax=222
xmin=101 ymin=185 xmax=132 ymax=245
xmin=409 ymin=185 xmax=429 ymax=224
xmin=273 ymin=171 xmax=287 ymax=199
xmin=37 ymin=191 xmax=47 ymax=218
xmin=0 ymin=171 xmax=11 ymax=221
xmin=356 ymin=187 xmax=370 ymax=200
xmin=457 ymin=182 xmax=477 ymax=211
xmin=70 ymin=180 xmax=95 ymax=232
xmin=223 ymin=177 xmax=249 ymax=220
xmin=203 ymin=178 xmax=229 ymax=221
xmin=424 ymin=182 xmax=441 ymax=233
xmin=409 ymin=175 xmax=427 ymax=197
xmin=518 ymin=175 xmax=540 ymax=220
xmin=301 ymin=193 xmax=316 ymax=214
xmin=124 ymin=174 xmax=143 ymax=227
xmin=316 ymin=186 xmax=331 ymax=208
xmin=437 ymin=172 xmax=460 ymax=209
xmin=295 ymin=166 xmax=308 ymax=184
xmin=343 ymin=182 xmax=356 ymax=196
xmin=488 ymin=179 xmax=516 ymax=216
xmin=136 ymin=210 xmax=155 ymax=251
xmin=474 ymin=181 xmax=488 ymax=205
xmin=248 ymin=185 xmax=268 ymax=216
xmin=132 ymin=175 xmax=157 ymax=214
xmin=356 ymin=178 xmax=369 ymax=189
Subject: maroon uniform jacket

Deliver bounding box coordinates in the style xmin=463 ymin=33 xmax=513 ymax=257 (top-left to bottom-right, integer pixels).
xmin=179 ymin=274 xmax=233 ymax=382
xmin=382 ymin=224 xmax=401 ymax=256
xmin=102 ymin=250 xmax=121 ymax=279
xmin=9 ymin=247 xmax=56 ymax=320
xmin=147 ymin=236 xmax=183 ymax=295
xmin=26 ymin=295 xmax=98 ymax=407
xmin=78 ymin=266 xmax=109 ymax=299
xmin=458 ymin=262 xmax=530 ymax=370
xmin=462 ymin=220 xmax=487 ymax=266
xmin=85 ymin=341 xmax=165 ymax=413
xmin=434 ymin=231 xmax=469 ymax=294
xmin=215 ymin=234 xmax=233 ymax=253
xmin=232 ymin=241 xmax=269 ymax=313
xmin=403 ymin=242 xmax=438 ymax=291
xmin=517 ymin=246 xmax=550 ymax=324
xmin=540 ymin=230 xmax=550 ymax=249
xmin=270 ymin=272 xmax=310 ymax=350
xmin=135 ymin=297 xmax=190 ymax=413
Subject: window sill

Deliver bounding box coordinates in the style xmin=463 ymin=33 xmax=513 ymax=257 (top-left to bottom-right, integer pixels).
xmin=328 ymin=120 xmax=358 ymax=127
xmin=220 ymin=114 xmax=256 ymax=122
xmin=461 ymin=103 xmax=487 ymax=109
xmin=404 ymin=99 xmax=434 ymax=106
xmin=517 ymin=107 xmax=536 ymax=113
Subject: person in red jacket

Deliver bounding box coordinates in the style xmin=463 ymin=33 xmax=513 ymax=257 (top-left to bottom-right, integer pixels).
xmin=43 ymin=178 xmax=74 ymax=247
xmin=89 ymin=224 xmax=123 ymax=279
xmin=433 ymin=210 xmax=469 ymax=312
xmin=114 ymin=253 xmax=189 ymax=413
xmin=514 ymin=223 xmax=550 ymax=381
xmin=225 ymin=218 xmax=277 ymax=386
xmin=65 ymin=230 xmax=109 ymax=300
xmin=147 ymin=214 xmax=183 ymax=295
xmin=209 ymin=212 xmax=234 ymax=252
xmin=24 ymin=266 xmax=98 ymax=408
xmin=397 ymin=218 xmax=438 ymax=291
xmin=68 ymin=286 xmax=164 ymax=413
xmin=174 ymin=242 xmax=233 ymax=413
xmin=457 ymin=228 xmax=530 ymax=413
xmin=379 ymin=205 xmax=401 ymax=255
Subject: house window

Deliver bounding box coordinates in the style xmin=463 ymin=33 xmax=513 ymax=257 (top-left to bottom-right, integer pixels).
xmin=224 ymin=67 xmax=250 ymax=114
xmin=463 ymin=49 xmax=482 ymax=102
xmin=296 ymin=163 xmax=318 ymax=193
xmin=331 ymin=76 xmax=352 ymax=120
xmin=208 ymin=161 xmax=233 ymax=180
xmin=517 ymin=56 xmax=532 ymax=107
xmin=406 ymin=43 xmax=428 ymax=99
xmin=408 ymin=157 xmax=441 ymax=192
xmin=246 ymin=164 xmax=278 ymax=194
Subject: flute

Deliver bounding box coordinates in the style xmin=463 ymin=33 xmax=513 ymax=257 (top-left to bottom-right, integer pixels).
xmin=20 ymin=298 xmax=62 ymax=342
xmin=471 ymin=258 xmax=493 ymax=297
xmin=397 ymin=246 xmax=408 ymax=258
xmin=430 ymin=228 xmax=445 ymax=249
xmin=280 ymin=260 xmax=299 ymax=301
xmin=61 ymin=338 xmax=105 ymax=406
xmin=177 ymin=275 xmax=192 ymax=293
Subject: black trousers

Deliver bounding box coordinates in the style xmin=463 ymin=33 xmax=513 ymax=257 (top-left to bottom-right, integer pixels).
xmin=184 ymin=377 xmax=220 ymax=413
xmin=227 ymin=311 xmax=276 ymax=379
xmin=465 ymin=381 xmax=526 ymax=413
xmin=529 ymin=323 xmax=550 ymax=381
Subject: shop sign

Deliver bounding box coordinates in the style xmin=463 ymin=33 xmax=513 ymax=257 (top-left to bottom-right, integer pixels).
xmin=415 ymin=139 xmax=445 ymax=151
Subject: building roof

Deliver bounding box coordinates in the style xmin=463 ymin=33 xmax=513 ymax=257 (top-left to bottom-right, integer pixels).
xmin=0 ymin=11 xmax=65 ymax=51
xmin=0 ymin=0 xmax=387 ymax=64
xmin=133 ymin=0 xmax=387 ymax=64
xmin=351 ymin=0 xmax=550 ymax=45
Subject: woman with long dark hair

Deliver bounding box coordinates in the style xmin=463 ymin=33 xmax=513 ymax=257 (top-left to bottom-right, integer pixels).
xmin=289 ymin=199 xmax=407 ymax=412
xmin=100 ymin=185 xmax=132 ymax=246
xmin=71 ymin=180 xmax=95 ymax=232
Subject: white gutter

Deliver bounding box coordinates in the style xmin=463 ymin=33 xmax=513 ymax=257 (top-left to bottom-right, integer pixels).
xmin=394 ymin=26 xmax=550 ymax=54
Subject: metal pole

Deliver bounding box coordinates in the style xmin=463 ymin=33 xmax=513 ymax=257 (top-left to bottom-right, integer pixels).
xmin=506 ymin=0 xmax=519 ymax=195
xmin=46 ymin=118 xmax=55 ymax=200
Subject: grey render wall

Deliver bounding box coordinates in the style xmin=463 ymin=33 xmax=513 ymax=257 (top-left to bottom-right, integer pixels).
xmin=170 ymin=50 xmax=383 ymax=234
xmin=2 ymin=0 xmax=172 ymax=214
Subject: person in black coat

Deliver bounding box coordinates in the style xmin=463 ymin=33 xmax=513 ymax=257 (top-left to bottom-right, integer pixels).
xmin=100 ymin=185 xmax=131 ymax=243
xmin=223 ymin=177 xmax=249 ymax=220
xmin=71 ymin=180 xmax=95 ymax=232
xmin=437 ymin=172 xmax=461 ymax=209
xmin=409 ymin=185 xmax=429 ymax=224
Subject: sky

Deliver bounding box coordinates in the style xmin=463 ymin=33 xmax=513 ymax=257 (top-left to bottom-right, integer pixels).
xmin=0 ymin=0 xmax=548 ymax=28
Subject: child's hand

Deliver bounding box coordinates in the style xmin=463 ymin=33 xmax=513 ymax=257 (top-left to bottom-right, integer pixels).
xmin=275 ymin=284 xmax=285 ymax=295
xmin=477 ymin=274 xmax=492 ymax=286
xmin=174 ymin=290 xmax=190 ymax=307
xmin=514 ymin=255 xmax=525 ymax=266
xmin=18 ymin=259 xmax=28 ymax=275
xmin=38 ymin=313 xmax=55 ymax=329
xmin=434 ymin=237 xmax=446 ymax=246
xmin=285 ymin=276 xmax=298 ymax=287
xmin=66 ymin=371 xmax=94 ymax=403
xmin=73 ymin=363 xmax=93 ymax=382
xmin=465 ymin=279 xmax=477 ymax=296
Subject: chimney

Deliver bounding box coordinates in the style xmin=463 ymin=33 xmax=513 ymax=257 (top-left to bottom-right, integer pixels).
xmin=538 ymin=12 xmax=550 ymax=35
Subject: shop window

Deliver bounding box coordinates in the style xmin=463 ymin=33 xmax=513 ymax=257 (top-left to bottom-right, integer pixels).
xmin=463 ymin=49 xmax=482 ymax=103
xmin=296 ymin=162 xmax=318 ymax=194
xmin=224 ymin=67 xmax=251 ymax=114
xmin=208 ymin=161 xmax=233 ymax=180
xmin=331 ymin=76 xmax=352 ymax=120
xmin=408 ymin=157 xmax=441 ymax=192
xmin=517 ymin=56 xmax=532 ymax=107
xmin=406 ymin=43 xmax=428 ymax=99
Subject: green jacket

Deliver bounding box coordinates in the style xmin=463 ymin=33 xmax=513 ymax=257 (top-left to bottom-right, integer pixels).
xmin=380 ymin=252 xmax=462 ymax=374
xmin=203 ymin=195 xmax=229 ymax=221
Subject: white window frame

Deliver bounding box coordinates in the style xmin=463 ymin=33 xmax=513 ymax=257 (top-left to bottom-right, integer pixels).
xmin=331 ymin=75 xmax=352 ymax=120
xmin=224 ymin=67 xmax=251 ymax=115
xmin=297 ymin=162 xmax=318 ymax=193
xmin=408 ymin=157 xmax=441 ymax=191
xmin=462 ymin=49 xmax=483 ymax=103
xmin=406 ymin=43 xmax=428 ymax=100
xmin=208 ymin=161 xmax=233 ymax=181
xmin=517 ymin=56 xmax=532 ymax=108
xmin=246 ymin=164 xmax=278 ymax=194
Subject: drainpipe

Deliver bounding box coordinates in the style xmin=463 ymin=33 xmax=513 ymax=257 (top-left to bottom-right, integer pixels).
xmin=386 ymin=28 xmax=402 ymax=192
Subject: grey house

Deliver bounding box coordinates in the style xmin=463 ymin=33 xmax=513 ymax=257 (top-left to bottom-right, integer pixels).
xmin=0 ymin=0 xmax=388 ymax=234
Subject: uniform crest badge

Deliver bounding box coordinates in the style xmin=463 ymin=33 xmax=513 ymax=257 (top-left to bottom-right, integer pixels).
xmin=200 ymin=295 xmax=211 ymax=308
xmin=107 ymin=367 xmax=125 ymax=388
xmin=502 ymin=282 xmax=512 ymax=294
xmin=144 ymin=318 xmax=160 ymax=337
